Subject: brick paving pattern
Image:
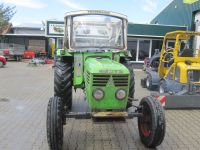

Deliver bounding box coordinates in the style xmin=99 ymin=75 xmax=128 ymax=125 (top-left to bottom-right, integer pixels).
xmin=0 ymin=62 xmax=200 ymax=150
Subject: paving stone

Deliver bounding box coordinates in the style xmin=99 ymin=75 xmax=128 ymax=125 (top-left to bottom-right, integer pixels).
xmin=0 ymin=62 xmax=200 ymax=150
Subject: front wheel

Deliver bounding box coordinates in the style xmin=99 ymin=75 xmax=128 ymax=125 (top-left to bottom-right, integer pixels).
xmin=47 ymin=96 xmax=64 ymax=150
xmin=138 ymin=96 xmax=166 ymax=148
xmin=159 ymin=80 xmax=168 ymax=94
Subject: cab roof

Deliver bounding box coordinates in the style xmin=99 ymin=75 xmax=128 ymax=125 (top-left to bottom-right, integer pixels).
xmin=64 ymin=10 xmax=128 ymax=20
xmin=165 ymin=31 xmax=200 ymax=39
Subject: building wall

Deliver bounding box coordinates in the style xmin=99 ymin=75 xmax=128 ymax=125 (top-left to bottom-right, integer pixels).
xmin=7 ymin=36 xmax=46 ymax=51
xmin=151 ymin=0 xmax=200 ymax=30
xmin=13 ymin=28 xmax=44 ymax=35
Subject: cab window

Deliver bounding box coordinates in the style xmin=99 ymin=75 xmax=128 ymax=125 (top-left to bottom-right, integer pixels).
xmin=166 ymin=40 xmax=175 ymax=49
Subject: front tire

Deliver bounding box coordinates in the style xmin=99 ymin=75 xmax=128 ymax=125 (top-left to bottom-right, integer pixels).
xmin=47 ymin=96 xmax=64 ymax=150
xmin=138 ymin=96 xmax=166 ymax=148
xmin=159 ymin=80 xmax=168 ymax=94
xmin=54 ymin=61 xmax=72 ymax=110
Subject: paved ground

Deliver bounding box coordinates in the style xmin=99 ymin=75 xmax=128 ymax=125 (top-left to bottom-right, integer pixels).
xmin=0 ymin=62 xmax=200 ymax=150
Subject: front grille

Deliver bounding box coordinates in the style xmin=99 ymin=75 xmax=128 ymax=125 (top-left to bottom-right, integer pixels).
xmin=92 ymin=74 xmax=129 ymax=87
xmin=113 ymin=75 xmax=129 ymax=86
xmin=93 ymin=75 xmax=110 ymax=86
xmin=86 ymin=71 xmax=90 ymax=85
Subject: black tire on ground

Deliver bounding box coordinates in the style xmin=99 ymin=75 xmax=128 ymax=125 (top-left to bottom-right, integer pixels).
xmin=15 ymin=56 xmax=21 ymax=61
xmin=146 ymin=74 xmax=155 ymax=90
xmin=54 ymin=61 xmax=72 ymax=110
xmin=47 ymin=96 xmax=64 ymax=150
xmin=159 ymin=80 xmax=168 ymax=94
xmin=138 ymin=96 xmax=166 ymax=148
xmin=141 ymin=78 xmax=147 ymax=88
xmin=123 ymin=60 xmax=135 ymax=108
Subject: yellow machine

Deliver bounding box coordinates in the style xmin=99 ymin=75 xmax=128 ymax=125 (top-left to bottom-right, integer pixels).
xmin=141 ymin=31 xmax=200 ymax=109
xmin=158 ymin=31 xmax=200 ymax=93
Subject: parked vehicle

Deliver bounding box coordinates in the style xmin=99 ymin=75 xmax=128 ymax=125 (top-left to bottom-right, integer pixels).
xmin=23 ymin=50 xmax=35 ymax=59
xmin=46 ymin=10 xmax=165 ymax=150
xmin=141 ymin=31 xmax=200 ymax=109
xmin=0 ymin=55 xmax=7 ymax=67
xmin=1 ymin=43 xmax=25 ymax=61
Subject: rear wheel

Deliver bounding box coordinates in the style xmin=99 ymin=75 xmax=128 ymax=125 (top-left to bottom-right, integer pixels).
xmin=138 ymin=96 xmax=165 ymax=148
xmin=123 ymin=60 xmax=135 ymax=108
xmin=146 ymin=75 xmax=155 ymax=90
xmin=54 ymin=61 xmax=72 ymax=110
xmin=15 ymin=56 xmax=21 ymax=61
xmin=47 ymin=96 xmax=64 ymax=150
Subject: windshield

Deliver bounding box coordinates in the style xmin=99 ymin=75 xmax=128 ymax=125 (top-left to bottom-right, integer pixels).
xmin=71 ymin=15 xmax=124 ymax=49
xmin=178 ymin=35 xmax=200 ymax=57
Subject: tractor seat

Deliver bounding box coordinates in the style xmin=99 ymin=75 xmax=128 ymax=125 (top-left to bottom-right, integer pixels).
xmin=180 ymin=49 xmax=193 ymax=57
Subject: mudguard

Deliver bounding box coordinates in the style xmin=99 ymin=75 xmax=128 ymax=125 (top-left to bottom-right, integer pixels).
xmin=153 ymin=94 xmax=200 ymax=109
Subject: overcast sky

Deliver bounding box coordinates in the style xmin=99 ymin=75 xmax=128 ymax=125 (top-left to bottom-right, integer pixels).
xmin=2 ymin=0 xmax=173 ymax=26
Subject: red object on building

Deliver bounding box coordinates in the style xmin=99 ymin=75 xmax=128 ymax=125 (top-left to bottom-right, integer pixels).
xmin=23 ymin=50 xmax=35 ymax=59
xmin=0 ymin=55 xmax=7 ymax=65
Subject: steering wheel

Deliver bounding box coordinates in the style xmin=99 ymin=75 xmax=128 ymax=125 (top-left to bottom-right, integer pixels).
xmin=162 ymin=52 xmax=174 ymax=63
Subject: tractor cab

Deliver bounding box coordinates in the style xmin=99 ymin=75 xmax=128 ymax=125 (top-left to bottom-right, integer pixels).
xmin=64 ymin=10 xmax=128 ymax=51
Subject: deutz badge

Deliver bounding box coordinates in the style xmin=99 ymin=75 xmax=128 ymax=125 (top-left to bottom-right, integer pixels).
xmin=107 ymin=77 xmax=114 ymax=87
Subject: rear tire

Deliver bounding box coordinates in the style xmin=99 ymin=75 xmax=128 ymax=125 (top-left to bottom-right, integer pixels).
xmin=123 ymin=60 xmax=135 ymax=108
xmin=146 ymin=75 xmax=155 ymax=90
xmin=47 ymin=96 xmax=64 ymax=150
xmin=138 ymin=96 xmax=166 ymax=148
xmin=54 ymin=61 xmax=72 ymax=110
xmin=141 ymin=78 xmax=147 ymax=88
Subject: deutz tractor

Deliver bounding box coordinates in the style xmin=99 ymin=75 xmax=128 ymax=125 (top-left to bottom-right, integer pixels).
xmin=47 ymin=10 xmax=165 ymax=150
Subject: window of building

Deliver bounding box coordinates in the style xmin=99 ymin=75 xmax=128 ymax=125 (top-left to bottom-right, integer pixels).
xmin=138 ymin=40 xmax=150 ymax=61
xmin=151 ymin=40 xmax=163 ymax=56
xmin=127 ymin=39 xmax=137 ymax=61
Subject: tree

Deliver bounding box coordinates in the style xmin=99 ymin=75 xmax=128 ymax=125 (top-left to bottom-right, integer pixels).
xmin=0 ymin=3 xmax=15 ymax=34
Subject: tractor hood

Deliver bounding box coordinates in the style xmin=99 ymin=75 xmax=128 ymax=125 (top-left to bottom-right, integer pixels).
xmin=84 ymin=57 xmax=129 ymax=74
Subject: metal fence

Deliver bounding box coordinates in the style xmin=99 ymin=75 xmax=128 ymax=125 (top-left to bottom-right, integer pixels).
xmin=0 ymin=43 xmax=25 ymax=55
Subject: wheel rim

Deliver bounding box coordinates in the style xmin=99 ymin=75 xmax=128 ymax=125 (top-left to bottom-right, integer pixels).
xmin=159 ymin=85 xmax=164 ymax=94
xmin=140 ymin=104 xmax=151 ymax=137
xmin=146 ymin=78 xmax=150 ymax=87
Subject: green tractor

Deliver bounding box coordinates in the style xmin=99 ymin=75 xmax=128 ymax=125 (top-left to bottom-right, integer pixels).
xmin=47 ymin=10 xmax=165 ymax=150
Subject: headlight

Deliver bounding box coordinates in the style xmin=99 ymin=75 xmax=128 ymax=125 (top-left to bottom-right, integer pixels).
xmin=116 ymin=89 xmax=126 ymax=100
xmin=93 ymin=89 xmax=104 ymax=100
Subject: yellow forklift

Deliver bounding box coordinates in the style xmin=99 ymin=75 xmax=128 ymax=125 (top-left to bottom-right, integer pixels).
xmin=141 ymin=31 xmax=200 ymax=109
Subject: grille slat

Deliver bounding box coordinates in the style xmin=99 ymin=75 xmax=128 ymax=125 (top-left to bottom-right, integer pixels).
xmin=92 ymin=74 xmax=129 ymax=87
xmin=93 ymin=75 xmax=109 ymax=86
xmin=113 ymin=75 xmax=129 ymax=87
xmin=86 ymin=71 xmax=90 ymax=85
